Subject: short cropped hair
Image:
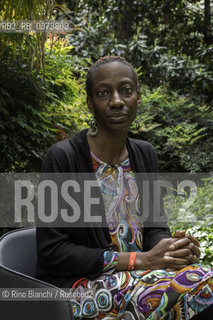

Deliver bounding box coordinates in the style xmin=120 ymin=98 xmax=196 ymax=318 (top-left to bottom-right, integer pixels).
xmin=86 ymin=56 xmax=139 ymax=99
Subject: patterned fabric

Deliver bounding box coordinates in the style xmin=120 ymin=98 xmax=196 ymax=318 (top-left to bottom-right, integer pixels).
xmin=91 ymin=152 xmax=143 ymax=255
xmin=103 ymin=251 xmax=119 ymax=273
xmin=70 ymin=154 xmax=213 ymax=319
xmin=71 ymin=266 xmax=213 ymax=319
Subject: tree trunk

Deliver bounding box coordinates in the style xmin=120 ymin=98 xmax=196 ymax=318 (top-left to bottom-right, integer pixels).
xmin=115 ymin=0 xmax=134 ymax=41
xmin=121 ymin=0 xmax=134 ymax=40
xmin=204 ymin=0 xmax=213 ymax=45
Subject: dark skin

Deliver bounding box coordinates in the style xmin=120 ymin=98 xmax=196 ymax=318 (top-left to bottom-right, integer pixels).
xmin=86 ymin=61 xmax=200 ymax=271
xmin=87 ymin=62 xmax=139 ymax=166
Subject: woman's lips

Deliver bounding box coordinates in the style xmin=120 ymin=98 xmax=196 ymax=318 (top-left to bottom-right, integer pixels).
xmin=108 ymin=114 xmax=128 ymax=121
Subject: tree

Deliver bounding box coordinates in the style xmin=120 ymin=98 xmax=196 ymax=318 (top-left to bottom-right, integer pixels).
xmin=0 ymin=0 xmax=56 ymax=73
xmin=204 ymin=0 xmax=213 ymax=45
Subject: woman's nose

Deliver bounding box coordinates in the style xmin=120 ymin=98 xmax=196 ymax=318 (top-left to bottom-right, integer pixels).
xmin=109 ymin=90 xmax=124 ymax=108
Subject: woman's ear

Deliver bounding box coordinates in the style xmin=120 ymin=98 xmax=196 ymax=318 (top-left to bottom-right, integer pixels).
xmin=87 ymin=96 xmax=94 ymax=115
xmin=137 ymin=92 xmax=141 ymax=107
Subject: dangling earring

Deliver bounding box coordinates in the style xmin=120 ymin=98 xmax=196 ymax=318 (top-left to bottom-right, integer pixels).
xmin=134 ymin=119 xmax=140 ymax=130
xmin=88 ymin=118 xmax=98 ymax=136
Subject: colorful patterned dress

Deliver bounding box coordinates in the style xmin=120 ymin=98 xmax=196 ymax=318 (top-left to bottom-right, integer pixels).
xmin=71 ymin=153 xmax=213 ymax=319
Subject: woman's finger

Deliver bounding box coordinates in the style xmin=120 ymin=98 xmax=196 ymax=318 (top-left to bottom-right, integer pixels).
xmin=173 ymin=230 xmax=186 ymax=238
xmin=169 ymin=238 xmax=190 ymax=251
xmin=187 ymin=242 xmax=201 ymax=258
xmin=164 ymin=248 xmax=191 ymax=258
xmin=165 ymin=248 xmax=199 ymax=263
xmin=165 ymin=263 xmax=187 ymax=270
xmin=163 ymin=255 xmax=189 ymax=265
xmin=186 ymin=234 xmax=200 ymax=247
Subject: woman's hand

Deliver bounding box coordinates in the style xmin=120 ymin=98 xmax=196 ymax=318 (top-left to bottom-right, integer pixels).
xmin=163 ymin=230 xmax=201 ymax=272
xmin=116 ymin=237 xmax=190 ymax=271
xmin=172 ymin=230 xmax=200 ymax=258
xmin=134 ymin=237 xmax=191 ymax=271
xmin=116 ymin=231 xmax=200 ymax=272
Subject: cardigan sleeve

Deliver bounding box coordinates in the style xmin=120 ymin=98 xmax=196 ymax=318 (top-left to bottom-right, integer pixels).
xmin=36 ymin=227 xmax=106 ymax=279
xmin=36 ymin=142 xmax=109 ymax=280
xmin=142 ymin=227 xmax=172 ymax=252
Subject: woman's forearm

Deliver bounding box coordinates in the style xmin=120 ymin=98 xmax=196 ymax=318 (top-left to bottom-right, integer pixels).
xmin=116 ymin=236 xmax=194 ymax=272
xmin=116 ymin=251 xmax=157 ymax=271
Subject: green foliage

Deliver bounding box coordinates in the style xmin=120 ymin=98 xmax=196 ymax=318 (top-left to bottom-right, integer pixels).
xmin=0 ymin=36 xmax=90 ymax=172
xmin=130 ymin=86 xmax=213 ymax=172
xmin=1 ymin=47 xmax=212 ymax=173
xmin=0 ymin=0 xmax=58 ymax=74
xmin=166 ymin=178 xmax=213 ymax=266
xmin=0 ymin=59 xmax=53 ymax=172
xmin=63 ymin=0 xmax=213 ymax=102
xmin=0 ymin=0 xmax=54 ymax=20
xmin=44 ymin=36 xmax=91 ymax=135
xmin=1 ymin=0 xmax=212 ymax=173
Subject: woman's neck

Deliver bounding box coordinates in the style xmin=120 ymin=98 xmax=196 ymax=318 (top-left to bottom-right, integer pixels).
xmin=87 ymin=129 xmax=128 ymax=165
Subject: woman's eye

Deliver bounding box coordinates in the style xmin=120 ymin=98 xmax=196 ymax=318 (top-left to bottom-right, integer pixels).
xmin=121 ymin=86 xmax=133 ymax=95
xmin=98 ymin=89 xmax=109 ymax=97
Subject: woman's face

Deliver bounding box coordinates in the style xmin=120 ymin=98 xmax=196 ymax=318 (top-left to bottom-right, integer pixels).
xmin=88 ymin=61 xmax=141 ymax=133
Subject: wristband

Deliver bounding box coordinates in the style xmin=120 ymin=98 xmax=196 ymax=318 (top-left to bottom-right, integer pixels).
xmin=128 ymin=252 xmax=137 ymax=271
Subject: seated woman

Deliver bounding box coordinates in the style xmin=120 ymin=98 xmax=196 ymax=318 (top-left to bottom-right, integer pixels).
xmin=36 ymin=56 xmax=213 ymax=319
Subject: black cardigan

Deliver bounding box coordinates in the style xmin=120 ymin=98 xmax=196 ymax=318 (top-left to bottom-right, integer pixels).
xmin=36 ymin=129 xmax=171 ymax=288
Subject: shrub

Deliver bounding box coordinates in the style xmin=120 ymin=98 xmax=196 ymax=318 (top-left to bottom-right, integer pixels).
xmin=0 ymin=59 xmax=54 ymax=172
xmin=130 ymin=86 xmax=213 ymax=172
xmin=0 ymin=36 xmax=90 ymax=172
xmin=165 ymin=177 xmax=213 ymax=266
